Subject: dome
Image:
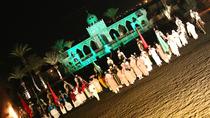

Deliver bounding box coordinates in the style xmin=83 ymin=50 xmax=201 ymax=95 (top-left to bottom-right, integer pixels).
xmin=86 ymin=12 xmax=98 ymax=26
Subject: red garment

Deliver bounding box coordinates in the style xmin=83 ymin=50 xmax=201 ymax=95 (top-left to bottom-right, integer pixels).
xmin=137 ymin=28 xmax=148 ymax=49
xmin=69 ymin=91 xmax=76 ymax=102
xmin=78 ymin=87 xmax=83 ymax=93
xmin=18 ymin=95 xmax=32 ymax=118
xmin=47 ymin=83 xmax=59 ymax=105
xmin=81 ymin=85 xmax=86 ymax=92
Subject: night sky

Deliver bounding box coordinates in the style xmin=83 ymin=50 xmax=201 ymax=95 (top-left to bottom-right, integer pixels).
xmin=4 ymin=0 xmax=140 ymax=81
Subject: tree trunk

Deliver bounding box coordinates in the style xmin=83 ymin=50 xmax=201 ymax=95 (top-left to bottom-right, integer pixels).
xmin=30 ymin=74 xmax=41 ymax=92
xmin=54 ymin=65 xmax=63 ymax=80
xmin=38 ymin=74 xmax=47 ymax=89
xmin=20 ymin=80 xmax=31 ymax=100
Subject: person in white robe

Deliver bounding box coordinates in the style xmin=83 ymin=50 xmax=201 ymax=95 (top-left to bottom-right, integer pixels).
xmin=129 ymin=54 xmax=143 ymax=79
xmin=89 ymin=75 xmax=103 ymax=93
xmin=104 ymin=70 xmax=120 ymax=93
xmin=48 ymin=102 xmax=60 ymax=118
xmin=186 ymin=22 xmax=198 ymax=40
xmin=136 ymin=38 xmax=144 ymax=51
xmin=76 ymin=75 xmax=92 ymax=99
xmin=190 ymin=9 xmax=206 ymax=34
xmin=148 ymin=45 xmax=162 ymax=66
xmin=88 ymin=83 xmax=100 ymax=101
xmin=58 ymin=101 xmax=67 ymax=115
xmin=175 ymin=17 xmax=183 ymax=27
xmin=121 ymin=60 xmax=137 ymax=84
xmin=166 ymin=33 xmax=180 ymax=57
xmin=179 ymin=30 xmax=188 ymax=46
xmin=172 ymin=30 xmax=182 ymax=48
xmin=140 ymin=51 xmax=153 ymax=72
xmin=107 ymin=57 xmax=115 ymax=67
xmin=117 ymin=49 xmax=127 ymax=63
xmin=72 ymin=87 xmax=84 ymax=107
xmin=194 ymin=11 xmax=206 ymax=34
xmin=116 ymin=67 xmax=130 ymax=87
xmin=190 ymin=9 xmax=195 ymax=22
xmin=59 ymin=91 xmax=73 ymax=112
xmin=155 ymin=43 xmax=171 ymax=63
xmin=136 ymin=56 xmax=149 ymax=76
xmin=74 ymin=77 xmax=87 ymax=103
xmin=163 ymin=5 xmax=172 ymax=20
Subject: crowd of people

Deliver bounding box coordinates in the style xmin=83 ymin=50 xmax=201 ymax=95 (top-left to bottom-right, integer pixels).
xmin=18 ymin=9 xmax=206 ymax=118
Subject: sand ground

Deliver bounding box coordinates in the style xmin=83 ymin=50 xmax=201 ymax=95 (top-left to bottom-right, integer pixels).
xmin=63 ymin=13 xmax=210 ymax=118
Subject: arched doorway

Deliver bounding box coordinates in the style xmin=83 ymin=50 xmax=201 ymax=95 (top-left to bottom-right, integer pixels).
xmin=83 ymin=45 xmax=92 ymax=57
xmin=126 ymin=21 xmax=133 ymax=32
xmin=90 ymin=41 xmax=99 ymax=51
xmin=76 ymin=49 xmax=84 ymax=59
xmin=118 ymin=25 xmax=127 ymax=36
xmin=100 ymin=34 xmax=110 ymax=44
xmin=109 ymin=29 xmax=120 ymax=41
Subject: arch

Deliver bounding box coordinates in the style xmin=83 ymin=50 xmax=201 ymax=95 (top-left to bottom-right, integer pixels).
xmin=126 ymin=21 xmax=133 ymax=32
xmin=135 ymin=24 xmax=140 ymax=29
xmin=76 ymin=49 xmax=84 ymax=59
xmin=90 ymin=41 xmax=99 ymax=51
xmin=109 ymin=29 xmax=120 ymax=41
xmin=131 ymin=17 xmax=137 ymax=22
xmin=118 ymin=25 xmax=127 ymax=36
xmin=141 ymin=20 xmax=146 ymax=27
xmin=100 ymin=34 xmax=110 ymax=44
xmin=83 ymin=45 xmax=92 ymax=56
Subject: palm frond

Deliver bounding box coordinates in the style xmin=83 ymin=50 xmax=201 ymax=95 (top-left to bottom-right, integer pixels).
xmin=64 ymin=40 xmax=74 ymax=48
xmin=44 ymin=51 xmax=59 ymax=65
xmin=10 ymin=43 xmax=32 ymax=58
xmin=26 ymin=54 xmax=45 ymax=72
xmin=8 ymin=66 xmax=26 ymax=81
xmin=52 ymin=39 xmax=65 ymax=52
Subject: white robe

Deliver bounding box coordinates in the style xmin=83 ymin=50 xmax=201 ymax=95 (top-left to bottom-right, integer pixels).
xmin=167 ymin=39 xmax=180 ymax=57
xmin=186 ymin=22 xmax=198 ymax=39
xmin=129 ymin=57 xmax=143 ymax=79
xmin=50 ymin=108 xmax=60 ymax=118
xmin=172 ymin=30 xmax=182 ymax=48
xmin=137 ymin=56 xmax=149 ymax=76
xmin=117 ymin=69 xmax=130 ymax=86
xmin=107 ymin=58 xmax=114 ymax=67
xmin=65 ymin=101 xmax=73 ymax=111
xmin=148 ymin=47 xmax=162 ymax=66
xmin=73 ymin=88 xmax=83 ymax=107
xmin=59 ymin=104 xmax=67 ymax=114
xmin=105 ymin=73 xmax=119 ymax=93
xmin=179 ymin=31 xmax=188 ymax=46
xmin=88 ymin=84 xmax=100 ymax=101
xmin=121 ymin=62 xmax=136 ymax=84
xmin=140 ymin=52 xmax=153 ymax=72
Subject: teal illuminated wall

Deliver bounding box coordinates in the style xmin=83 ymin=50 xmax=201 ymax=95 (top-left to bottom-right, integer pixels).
xmin=61 ymin=8 xmax=152 ymax=72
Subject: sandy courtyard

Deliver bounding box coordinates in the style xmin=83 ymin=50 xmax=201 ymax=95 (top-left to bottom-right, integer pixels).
xmin=63 ymin=13 xmax=210 ymax=118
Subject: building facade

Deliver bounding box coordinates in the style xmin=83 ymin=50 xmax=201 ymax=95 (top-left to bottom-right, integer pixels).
xmin=62 ymin=8 xmax=151 ymax=73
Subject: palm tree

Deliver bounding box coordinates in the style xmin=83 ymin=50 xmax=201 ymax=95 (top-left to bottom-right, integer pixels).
xmin=104 ymin=8 xmax=119 ymax=22
xmin=8 ymin=66 xmax=31 ymax=100
xmin=64 ymin=40 xmax=74 ymax=49
xmin=44 ymin=51 xmax=73 ymax=91
xmin=10 ymin=43 xmax=31 ymax=65
xmin=53 ymin=39 xmax=74 ymax=53
xmin=10 ymin=43 xmax=42 ymax=92
xmin=26 ymin=54 xmax=48 ymax=90
xmin=52 ymin=40 xmax=74 ymax=75
xmin=53 ymin=39 xmax=65 ymax=53
xmin=44 ymin=51 xmax=63 ymax=80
